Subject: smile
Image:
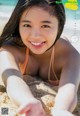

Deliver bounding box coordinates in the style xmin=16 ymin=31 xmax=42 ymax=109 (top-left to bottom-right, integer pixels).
xmin=30 ymin=41 xmax=45 ymax=46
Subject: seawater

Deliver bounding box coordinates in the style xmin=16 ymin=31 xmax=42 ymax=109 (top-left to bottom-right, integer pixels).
xmin=0 ymin=0 xmax=18 ymax=6
xmin=0 ymin=0 xmax=18 ymax=18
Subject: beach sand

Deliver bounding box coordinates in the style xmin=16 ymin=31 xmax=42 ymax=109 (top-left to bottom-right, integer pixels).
xmin=0 ymin=75 xmax=80 ymax=116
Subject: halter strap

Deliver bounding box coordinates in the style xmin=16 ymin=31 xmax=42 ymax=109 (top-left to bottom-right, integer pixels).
xmin=20 ymin=48 xmax=29 ymax=75
xmin=48 ymin=46 xmax=59 ymax=85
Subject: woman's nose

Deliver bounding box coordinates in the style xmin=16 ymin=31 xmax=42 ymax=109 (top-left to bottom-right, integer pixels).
xmin=31 ymin=28 xmax=41 ymax=38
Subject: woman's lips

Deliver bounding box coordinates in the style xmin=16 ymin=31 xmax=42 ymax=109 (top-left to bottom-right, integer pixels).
xmin=30 ymin=41 xmax=46 ymax=48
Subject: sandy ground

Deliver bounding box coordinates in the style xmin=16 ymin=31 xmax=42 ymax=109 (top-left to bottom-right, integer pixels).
xmin=0 ymin=75 xmax=80 ymax=116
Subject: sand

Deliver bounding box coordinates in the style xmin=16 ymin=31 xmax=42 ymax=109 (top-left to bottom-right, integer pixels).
xmin=0 ymin=75 xmax=80 ymax=116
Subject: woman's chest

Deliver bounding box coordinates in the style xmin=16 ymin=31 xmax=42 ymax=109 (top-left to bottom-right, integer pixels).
xmin=25 ymin=54 xmax=48 ymax=76
xmin=26 ymin=57 xmax=60 ymax=81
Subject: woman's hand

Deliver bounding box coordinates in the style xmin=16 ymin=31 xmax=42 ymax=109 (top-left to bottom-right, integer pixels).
xmin=51 ymin=108 xmax=75 ymax=116
xmin=18 ymin=98 xmax=45 ymax=116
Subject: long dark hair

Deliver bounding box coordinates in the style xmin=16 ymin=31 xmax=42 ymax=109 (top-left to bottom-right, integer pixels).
xmin=0 ymin=0 xmax=66 ymax=47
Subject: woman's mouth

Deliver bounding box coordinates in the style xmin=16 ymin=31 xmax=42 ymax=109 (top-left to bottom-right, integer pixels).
xmin=30 ymin=41 xmax=46 ymax=48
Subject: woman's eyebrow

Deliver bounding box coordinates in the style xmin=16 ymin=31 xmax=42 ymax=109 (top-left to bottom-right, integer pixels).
xmin=21 ymin=20 xmax=31 ymax=23
xmin=41 ymin=20 xmax=52 ymax=24
xmin=21 ymin=20 xmax=52 ymax=24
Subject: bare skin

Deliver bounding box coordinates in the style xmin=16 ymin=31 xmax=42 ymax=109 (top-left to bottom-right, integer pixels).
xmin=0 ymin=7 xmax=80 ymax=116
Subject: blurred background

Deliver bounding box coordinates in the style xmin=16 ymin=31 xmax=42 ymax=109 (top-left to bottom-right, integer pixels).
xmin=0 ymin=0 xmax=80 ymax=53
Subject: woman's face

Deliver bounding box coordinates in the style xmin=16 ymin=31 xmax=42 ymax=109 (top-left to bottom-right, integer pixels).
xmin=19 ymin=7 xmax=59 ymax=54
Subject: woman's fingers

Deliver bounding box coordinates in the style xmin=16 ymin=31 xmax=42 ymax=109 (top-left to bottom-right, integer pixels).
xmin=17 ymin=104 xmax=31 ymax=114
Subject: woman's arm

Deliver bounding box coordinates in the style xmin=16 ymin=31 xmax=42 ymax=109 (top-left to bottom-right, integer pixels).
xmin=51 ymin=40 xmax=80 ymax=115
xmin=0 ymin=46 xmax=45 ymax=116
xmin=0 ymin=46 xmax=35 ymax=105
xmin=54 ymin=56 xmax=79 ymax=111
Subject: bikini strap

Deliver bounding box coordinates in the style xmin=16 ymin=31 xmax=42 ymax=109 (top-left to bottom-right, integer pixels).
xmin=48 ymin=46 xmax=59 ymax=85
xmin=20 ymin=48 xmax=29 ymax=75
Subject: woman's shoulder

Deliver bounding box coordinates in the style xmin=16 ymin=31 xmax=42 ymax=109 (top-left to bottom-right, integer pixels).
xmin=55 ymin=38 xmax=79 ymax=56
xmin=54 ymin=38 xmax=80 ymax=67
xmin=0 ymin=45 xmax=26 ymax=64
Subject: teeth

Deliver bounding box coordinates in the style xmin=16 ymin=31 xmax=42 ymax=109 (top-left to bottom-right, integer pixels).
xmin=31 ymin=42 xmax=43 ymax=46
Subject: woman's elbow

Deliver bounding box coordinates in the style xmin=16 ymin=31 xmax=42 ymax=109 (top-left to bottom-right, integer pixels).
xmin=70 ymin=94 xmax=77 ymax=112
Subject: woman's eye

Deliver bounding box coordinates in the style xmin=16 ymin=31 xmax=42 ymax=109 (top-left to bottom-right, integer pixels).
xmin=41 ymin=25 xmax=50 ymax=28
xmin=23 ymin=24 xmax=31 ymax=27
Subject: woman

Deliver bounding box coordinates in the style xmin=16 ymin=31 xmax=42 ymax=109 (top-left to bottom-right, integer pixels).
xmin=0 ymin=0 xmax=80 ymax=116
